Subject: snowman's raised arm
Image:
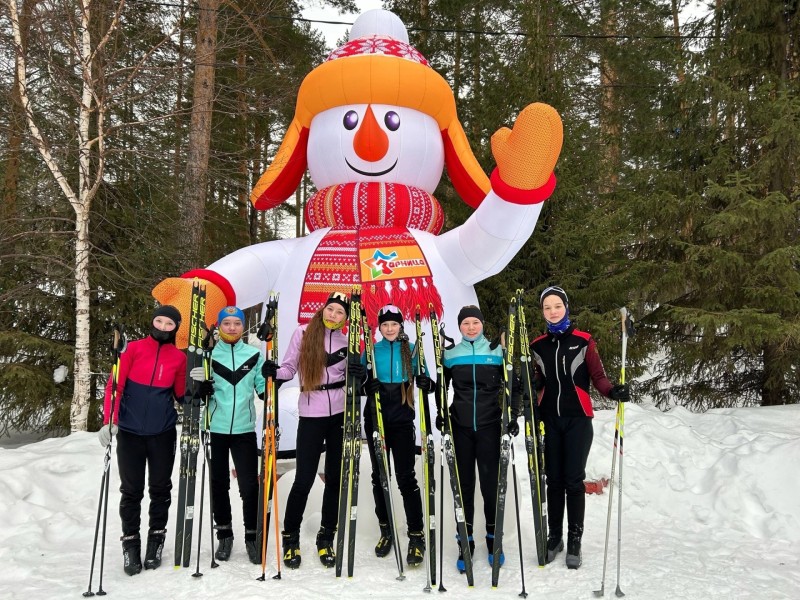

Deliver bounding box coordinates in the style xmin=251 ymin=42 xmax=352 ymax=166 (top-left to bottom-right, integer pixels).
xmin=434 ymin=191 xmax=545 ymax=284
xmin=434 ymin=103 xmax=563 ymax=285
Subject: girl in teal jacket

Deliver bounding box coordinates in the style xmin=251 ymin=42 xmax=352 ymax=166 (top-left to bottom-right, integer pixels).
xmin=192 ymin=306 xmax=265 ymax=564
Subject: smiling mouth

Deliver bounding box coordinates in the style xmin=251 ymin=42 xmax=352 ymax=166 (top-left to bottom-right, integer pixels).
xmin=345 ymin=158 xmax=398 ymax=177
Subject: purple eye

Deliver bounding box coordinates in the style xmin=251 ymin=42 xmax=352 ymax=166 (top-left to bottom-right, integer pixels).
xmin=384 ymin=111 xmax=400 ymax=131
xmin=343 ymin=110 xmax=359 ymax=130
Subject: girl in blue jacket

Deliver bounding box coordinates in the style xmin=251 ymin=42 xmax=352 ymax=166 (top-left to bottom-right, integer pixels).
xmin=441 ymin=305 xmax=519 ymax=572
xmin=192 ymin=306 xmax=265 ymax=564
xmin=363 ymin=305 xmax=432 ymax=566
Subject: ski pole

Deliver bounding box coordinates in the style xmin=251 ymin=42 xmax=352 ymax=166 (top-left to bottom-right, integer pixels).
xmin=203 ymin=430 xmax=218 ymax=569
xmin=510 ymin=445 xmax=527 ymax=598
xmin=614 ymin=307 xmax=633 ymax=598
xmin=193 ymin=326 xmax=217 ymax=577
xmin=594 ymin=307 xmax=633 ymax=598
xmin=84 ymin=324 xmax=125 ymax=597
xmin=270 ymin=396 xmax=282 ymax=579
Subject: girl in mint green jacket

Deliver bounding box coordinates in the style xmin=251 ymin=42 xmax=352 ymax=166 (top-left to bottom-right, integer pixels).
xmin=193 ymin=306 xmax=265 ymax=564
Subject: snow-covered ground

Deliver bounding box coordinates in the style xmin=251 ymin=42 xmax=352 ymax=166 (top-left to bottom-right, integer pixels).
xmin=1 ymin=403 xmax=798 ymax=599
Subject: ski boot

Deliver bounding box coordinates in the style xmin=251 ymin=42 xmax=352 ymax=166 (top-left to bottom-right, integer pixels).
xmin=375 ymin=522 xmax=393 ymax=558
xmin=282 ymin=530 xmax=301 ymax=569
xmin=546 ymin=531 xmax=564 ymax=564
xmin=566 ymin=525 xmax=582 ymax=569
xmin=121 ymin=534 xmax=142 ymax=576
xmin=245 ymin=529 xmax=261 ymax=565
xmin=215 ymin=523 xmax=234 ymax=561
xmin=406 ymin=531 xmax=425 ymax=566
xmin=316 ymin=526 xmax=337 ymax=568
xmin=455 ymin=535 xmax=475 ymax=574
xmin=143 ymin=529 xmax=166 ymax=570
xmin=486 ymin=533 xmax=505 ymax=567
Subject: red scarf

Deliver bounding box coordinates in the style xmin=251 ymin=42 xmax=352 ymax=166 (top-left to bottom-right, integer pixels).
xmin=305 ymin=182 xmax=444 ymax=234
xmin=298 ymin=225 xmax=443 ymax=328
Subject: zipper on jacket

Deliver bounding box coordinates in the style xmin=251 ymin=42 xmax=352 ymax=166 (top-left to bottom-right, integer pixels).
xmin=143 ymin=343 xmax=163 ymax=429
xmin=555 ymin=338 xmax=562 ymax=417
xmin=389 ymin=341 xmax=395 ymax=383
xmin=229 ymin=343 xmax=237 ymax=434
xmin=471 ymin=342 xmax=478 ymax=431
xmin=326 ymin=329 xmax=333 ymax=416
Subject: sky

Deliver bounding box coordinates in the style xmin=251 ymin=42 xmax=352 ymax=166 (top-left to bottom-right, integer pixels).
xmin=1 ymin=402 xmax=798 ymax=599
xmin=301 ymin=0 xmax=385 ymax=50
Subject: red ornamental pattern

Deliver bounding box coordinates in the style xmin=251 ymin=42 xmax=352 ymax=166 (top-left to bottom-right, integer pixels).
xmin=305 ymin=182 xmax=443 ymax=234
xmin=298 ymin=226 xmax=443 ymax=328
xmin=326 ymin=35 xmax=429 ymax=66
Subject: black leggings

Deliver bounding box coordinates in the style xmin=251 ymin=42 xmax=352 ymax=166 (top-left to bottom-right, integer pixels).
xmin=452 ymin=421 xmax=501 ymax=537
xmin=209 ymin=431 xmax=259 ymax=538
xmin=283 ymin=413 xmax=344 ymax=533
xmin=543 ymin=415 xmax=593 ymax=535
xmin=364 ymin=414 xmax=423 ymax=533
xmin=116 ymin=428 xmax=177 ymax=537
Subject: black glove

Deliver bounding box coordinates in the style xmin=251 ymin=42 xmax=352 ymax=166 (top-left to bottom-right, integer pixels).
xmin=507 ymin=419 xmax=520 ymax=437
xmin=348 ymin=361 xmax=366 ymax=381
xmin=435 ymin=414 xmax=444 ymax=432
xmin=198 ymin=379 xmax=215 ymax=398
xmin=365 ymin=377 xmax=381 ymax=395
xmin=609 ymin=383 xmax=630 ymax=402
xmin=415 ymin=374 xmax=433 ymax=394
xmin=262 ymin=360 xmax=279 ymax=379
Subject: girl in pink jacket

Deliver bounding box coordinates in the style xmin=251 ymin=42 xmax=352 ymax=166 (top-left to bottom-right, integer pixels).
xmin=261 ymin=291 xmax=365 ymax=569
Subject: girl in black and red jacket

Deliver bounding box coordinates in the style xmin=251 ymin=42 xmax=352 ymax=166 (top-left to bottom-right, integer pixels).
xmin=529 ymin=286 xmax=629 ymax=570
xmin=101 ymin=305 xmax=186 ymax=576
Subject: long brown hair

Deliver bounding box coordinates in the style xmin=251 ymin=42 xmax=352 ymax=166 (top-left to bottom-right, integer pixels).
xmin=298 ymin=311 xmax=329 ymax=392
xmin=400 ymin=335 xmax=415 ymax=407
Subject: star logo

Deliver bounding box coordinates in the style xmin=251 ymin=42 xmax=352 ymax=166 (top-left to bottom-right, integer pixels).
xmin=363 ymin=249 xmax=398 ymax=279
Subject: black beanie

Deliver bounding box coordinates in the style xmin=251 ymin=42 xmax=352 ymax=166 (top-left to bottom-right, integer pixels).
xmin=378 ymin=305 xmax=403 ymax=325
xmin=152 ymin=304 xmax=182 ymax=325
xmin=457 ymin=305 xmax=484 ymax=325
xmin=539 ymin=286 xmax=569 ymax=307
xmin=324 ymin=291 xmax=350 ymax=315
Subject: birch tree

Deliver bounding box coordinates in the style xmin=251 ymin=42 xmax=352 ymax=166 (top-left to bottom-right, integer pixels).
xmin=5 ymin=0 xmax=125 ymax=430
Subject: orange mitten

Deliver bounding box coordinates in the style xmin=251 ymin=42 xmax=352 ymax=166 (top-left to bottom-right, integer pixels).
xmin=491 ymin=103 xmax=563 ymax=190
xmin=152 ymin=277 xmax=227 ymax=349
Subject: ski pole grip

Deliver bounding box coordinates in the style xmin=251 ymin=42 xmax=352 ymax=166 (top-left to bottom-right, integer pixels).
xmin=112 ymin=324 xmax=127 ymax=354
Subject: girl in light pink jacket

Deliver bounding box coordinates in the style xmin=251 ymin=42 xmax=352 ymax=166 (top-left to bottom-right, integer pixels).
xmin=261 ymin=291 xmax=365 ymax=569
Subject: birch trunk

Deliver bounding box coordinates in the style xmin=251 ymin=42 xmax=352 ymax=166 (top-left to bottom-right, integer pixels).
xmin=8 ymin=0 xmax=114 ymax=431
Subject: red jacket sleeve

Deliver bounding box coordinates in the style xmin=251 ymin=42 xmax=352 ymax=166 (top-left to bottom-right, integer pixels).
xmin=103 ymin=344 xmax=133 ymax=425
xmin=585 ymin=338 xmax=614 ymax=397
xmin=172 ymin=349 xmax=187 ymax=400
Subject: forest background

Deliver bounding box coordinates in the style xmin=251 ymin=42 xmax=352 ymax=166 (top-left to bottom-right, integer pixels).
xmin=1 ymin=0 xmax=798 ymax=435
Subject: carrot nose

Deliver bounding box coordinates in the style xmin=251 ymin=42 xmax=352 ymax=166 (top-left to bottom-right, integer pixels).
xmin=353 ymin=105 xmax=389 ymax=162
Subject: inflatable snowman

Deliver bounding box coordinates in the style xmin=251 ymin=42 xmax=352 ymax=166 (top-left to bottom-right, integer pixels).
xmin=154 ymin=9 xmax=562 ymax=450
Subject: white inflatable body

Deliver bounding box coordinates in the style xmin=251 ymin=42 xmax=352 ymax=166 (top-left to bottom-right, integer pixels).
xmin=218 ymin=104 xmax=543 ymax=452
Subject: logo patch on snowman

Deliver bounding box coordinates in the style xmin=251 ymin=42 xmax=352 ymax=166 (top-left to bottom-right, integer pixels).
xmin=360 ymin=246 xmax=430 ymax=280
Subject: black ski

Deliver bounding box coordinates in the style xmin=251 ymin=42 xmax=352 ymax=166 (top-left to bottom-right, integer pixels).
xmin=517 ymin=291 xmax=547 ymax=567
xmin=175 ymin=280 xmax=206 ymax=568
xmin=336 ymin=286 xmax=363 ymax=577
xmin=414 ymin=308 xmax=437 ymax=590
xmin=362 ymin=311 xmax=405 ymax=581
xmin=492 ymin=296 xmax=517 ymax=588
xmin=430 ymin=306 xmax=474 ymax=587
